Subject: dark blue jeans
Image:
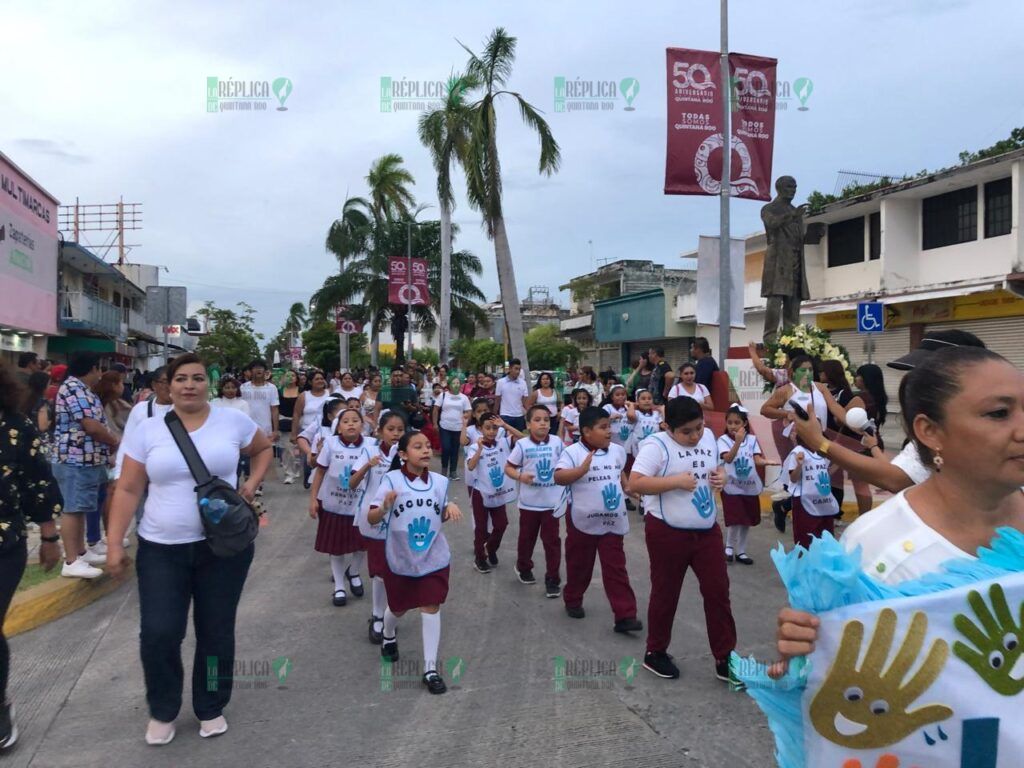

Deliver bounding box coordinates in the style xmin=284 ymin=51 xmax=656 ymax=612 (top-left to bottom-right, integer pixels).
xmin=439 ymin=428 xmax=462 ymax=475
xmin=137 ymin=536 xmax=254 ymax=722
xmin=0 ymin=539 xmax=27 ymax=702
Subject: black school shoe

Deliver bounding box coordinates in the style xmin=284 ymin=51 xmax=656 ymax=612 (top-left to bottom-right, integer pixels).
xmin=625 ymin=498 xmax=636 ymax=511
xmin=643 ymin=652 xmax=680 ymax=680
xmin=346 ymin=568 xmax=365 ymax=598
xmin=772 ymin=499 xmax=789 ymax=533
xmin=332 ymin=589 xmax=347 ymax=607
xmin=487 ymin=551 xmax=499 ymax=567
xmin=544 ymin=578 xmax=561 ymax=599
xmin=565 ymin=605 xmax=585 ymax=619
xmin=736 ymin=554 xmax=754 ymax=565
xmin=368 ymin=616 xmax=383 ymax=645
xmin=474 ymin=558 xmax=491 ymax=574
xmin=715 ymin=658 xmax=745 ymax=689
xmin=0 ymin=701 xmax=17 ymax=750
xmin=515 ymin=567 xmax=536 ymax=585
xmin=381 ymin=637 xmax=399 ymax=662
xmin=422 ymin=671 xmax=447 ymax=695
xmin=614 ymin=617 xmax=643 ymax=634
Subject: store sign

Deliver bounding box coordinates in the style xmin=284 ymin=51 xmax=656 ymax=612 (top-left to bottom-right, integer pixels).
xmin=0 ymin=154 xmax=59 ymax=335
xmin=818 ymin=290 xmax=1024 ymax=331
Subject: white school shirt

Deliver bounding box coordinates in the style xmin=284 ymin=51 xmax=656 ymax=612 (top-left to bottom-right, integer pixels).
xmin=629 ymin=409 xmax=663 ymax=454
xmin=667 ymin=382 xmax=711 ymax=403
xmin=535 ymin=389 xmax=559 ymax=416
xmin=560 ymin=405 xmax=580 ymax=442
xmin=717 ymin=434 xmax=764 ymax=496
xmin=123 ymin=407 xmax=257 ymax=544
xmin=603 ymin=404 xmax=634 ymax=449
xmin=507 ymin=435 xmax=565 ymax=512
xmin=466 ymin=436 xmax=518 ymax=508
xmin=316 ymin=435 xmax=375 ymax=515
xmin=113 ymin=397 xmax=174 ymax=480
xmin=372 ymin=470 xmax=451 ymax=577
xmin=632 ymin=429 xmax=719 ymax=530
xmin=555 ymin=442 xmax=628 ymax=536
xmin=354 ymin=442 xmax=398 ymax=539
xmin=891 ymin=441 xmax=932 ymax=486
xmin=435 ymin=391 xmax=471 ymax=432
xmin=782 ymin=447 xmax=838 ymax=516
xmin=211 ymin=397 xmax=251 ymax=417
xmin=464 ymin=425 xmax=506 ymax=489
xmin=239 ymin=381 xmax=279 ymax=435
xmin=781 ymin=384 xmax=827 ymax=439
xmin=495 ymin=375 xmax=529 ymax=418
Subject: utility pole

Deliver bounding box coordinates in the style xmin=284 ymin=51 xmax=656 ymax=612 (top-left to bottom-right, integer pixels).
xmin=718 ymin=0 xmax=732 ymax=366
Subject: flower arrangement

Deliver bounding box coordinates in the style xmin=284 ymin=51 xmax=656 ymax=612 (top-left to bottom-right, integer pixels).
xmin=763 ymin=324 xmax=854 ymax=391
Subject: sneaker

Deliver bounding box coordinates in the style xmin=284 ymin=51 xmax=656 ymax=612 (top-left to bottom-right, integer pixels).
xmin=515 ymin=567 xmax=536 ymax=585
xmin=643 ymin=651 xmax=680 ymax=680
xmin=565 ymin=605 xmax=585 ymax=619
xmin=772 ymin=499 xmax=788 ymax=533
xmin=0 ymin=701 xmax=17 ymax=750
xmin=346 ymin=569 xmax=365 ymax=598
xmin=736 ymin=554 xmax=754 ymax=565
xmin=487 ymin=551 xmax=499 ymax=567
xmin=368 ymin=616 xmax=384 ymax=645
xmin=199 ymin=715 xmax=228 ymax=738
xmin=145 ymin=719 xmax=175 ymax=746
xmin=82 ymin=548 xmax=107 ymax=566
xmin=450 ymin=473 xmax=460 ymax=481
xmin=715 ymin=658 xmax=745 ymax=689
xmin=422 ymin=671 xmax=447 ymax=695
xmin=473 ymin=558 xmax=491 ymax=574
xmin=62 ymin=558 xmax=103 ymax=579
xmin=544 ymin=578 xmax=561 ymax=599
xmin=332 ymin=589 xmax=347 ymax=607
xmin=614 ymin=617 xmax=643 ymax=634
xmin=88 ymin=540 xmax=108 ymax=556
xmin=255 ymin=485 xmax=264 ymax=497
xmin=283 ymin=477 xmax=295 ymax=485
xmin=381 ymin=637 xmax=399 ymax=662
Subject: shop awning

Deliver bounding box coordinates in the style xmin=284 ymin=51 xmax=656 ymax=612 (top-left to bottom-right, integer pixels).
xmin=801 ymin=281 xmax=1003 ymax=315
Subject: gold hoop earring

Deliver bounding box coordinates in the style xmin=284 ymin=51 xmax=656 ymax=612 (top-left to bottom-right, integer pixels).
xmin=932 ymin=452 xmax=943 ymax=471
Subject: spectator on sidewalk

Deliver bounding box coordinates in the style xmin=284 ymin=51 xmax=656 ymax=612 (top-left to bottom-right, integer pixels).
xmin=15 ymin=352 xmax=40 ymax=387
xmin=495 ymin=358 xmax=530 ymax=434
xmin=646 ymin=349 xmax=674 ymax=406
xmin=690 ymin=337 xmax=719 ymax=389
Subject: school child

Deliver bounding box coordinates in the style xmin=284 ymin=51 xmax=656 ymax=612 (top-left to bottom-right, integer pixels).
xmin=554 ymin=406 xmax=642 ymax=634
xmin=367 ymin=431 xmax=463 ymax=695
xmin=309 ymin=408 xmax=372 ymax=606
xmin=629 ymin=396 xmax=737 ymax=682
xmin=625 ymin=389 xmax=664 ymax=516
xmin=296 ymin=397 xmax=345 ymax=471
xmin=717 ymin=404 xmax=774 ymax=565
xmin=465 ymin=414 xmax=518 ymax=573
xmin=559 ymin=388 xmax=593 ymax=445
xmin=782 ymin=438 xmax=840 ymax=549
xmin=505 ymin=405 xmax=566 ymax=597
xmin=462 ymin=401 xmax=523 ymax=536
xmin=353 ymin=411 xmax=406 ymax=644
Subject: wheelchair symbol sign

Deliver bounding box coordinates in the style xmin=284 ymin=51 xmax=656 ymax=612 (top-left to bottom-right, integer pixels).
xmin=857 ymin=302 xmax=884 ymax=334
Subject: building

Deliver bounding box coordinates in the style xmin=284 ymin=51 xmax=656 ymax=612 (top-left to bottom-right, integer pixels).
xmin=115 ymin=262 xmax=196 ymax=369
xmin=477 ymin=287 xmax=569 ymax=346
xmin=560 ymin=260 xmax=692 ymax=370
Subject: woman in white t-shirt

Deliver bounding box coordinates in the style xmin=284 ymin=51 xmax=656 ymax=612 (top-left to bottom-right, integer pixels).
xmin=433 ymin=377 xmax=471 ymax=480
xmin=528 ymin=372 xmax=562 ymax=435
xmin=772 ymin=347 xmax=1024 ymax=674
xmin=667 ymin=362 xmax=716 ymax=410
xmin=107 ymin=353 xmax=272 ymax=746
xmin=334 ymin=371 xmax=364 ymax=401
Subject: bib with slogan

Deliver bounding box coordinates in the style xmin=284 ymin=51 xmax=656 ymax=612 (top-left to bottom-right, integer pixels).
xmin=317 ymin=435 xmax=374 ymax=515
xmin=508 ymin=434 xmax=566 ymax=512
xmin=354 ymin=442 xmax=398 ymax=539
xmin=629 ymin=409 xmax=663 ymax=454
xmin=468 ymin=436 xmax=518 ymax=508
xmin=718 ymin=434 xmax=765 ymax=497
xmin=783 ymin=384 xmax=827 ymax=439
xmin=604 ymin=404 xmax=634 ymax=448
xmin=556 ymin=443 xmax=628 ymax=536
xmin=377 ymin=470 xmax=451 ymax=577
xmin=798 ymin=450 xmax=839 ymax=517
xmin=638 ymin=430 xmax=720 ymax=530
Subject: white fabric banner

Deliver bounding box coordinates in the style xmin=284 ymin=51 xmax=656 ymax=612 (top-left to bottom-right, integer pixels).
xmin=696 ymin=235 xmax=745 ymax=328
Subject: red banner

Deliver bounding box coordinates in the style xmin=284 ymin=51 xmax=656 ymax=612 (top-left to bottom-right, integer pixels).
xmin=334 ymin=304 xmax=363 ymax=334
xmin=664 ymin=48 xmax=776 ymax=202
xmin=387 ymin=257 xmax=429 ymax=306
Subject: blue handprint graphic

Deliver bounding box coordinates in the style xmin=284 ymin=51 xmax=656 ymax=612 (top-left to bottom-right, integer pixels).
xmin=814 ymin=470 xmax=831 ymax=497
xmin=641 ymin=424 xmax=655 ymax=439
xmin=692 ymin=485 xmax=714 ymax=518
xmin=407 ymin=516 xmax=436 ymax=552
xmin=339 ymin=464 xmax=352 ymax=490
xmin=535 ymin=457 xmax=553 ymax=484
xmin=601 ymin=483 xmax=622 ymax=511
xmin=734 ymin=456 xmax=752 ymax=479
xmin=618 ymin=424 xmax=632 ymax=442
xmin=488 ymin=464 xmax=505 ymax=489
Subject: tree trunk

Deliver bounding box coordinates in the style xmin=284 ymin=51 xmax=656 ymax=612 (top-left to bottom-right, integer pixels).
xmin=439 ymin=200 xmax=452 ymax=367
xmin=492 ymin=215 xmax=530 ymax=377
xmin=370 ymin=318 xmax=380 ymax=367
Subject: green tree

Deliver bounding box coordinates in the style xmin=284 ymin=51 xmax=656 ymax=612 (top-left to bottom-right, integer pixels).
xmin=366 ymin=153 xmax=416 ymax=223
xmin=452 ymin=337 xmax=505 ymax=371
xmin=524 ymin=324 xmax=581 ymax=370
xmin=412 ymin=348 xmax=440 ymax=367
xmin=459 ymin=27 xmax=561 ymax=374
xmin=301 ymin=320 xmax=369 ymax=373
xmin=195 ymin=301 xmax=263 ymax=370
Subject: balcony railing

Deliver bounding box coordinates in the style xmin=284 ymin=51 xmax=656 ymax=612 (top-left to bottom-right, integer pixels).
xmin=60 ymin=291 xmax=121 ymax=338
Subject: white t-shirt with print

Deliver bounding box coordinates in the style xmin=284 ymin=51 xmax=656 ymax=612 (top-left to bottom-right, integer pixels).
xmin=240 ymin=381 xmax=279 ymax=435
xmin=507 ymin=435 xmax=564 ymax=511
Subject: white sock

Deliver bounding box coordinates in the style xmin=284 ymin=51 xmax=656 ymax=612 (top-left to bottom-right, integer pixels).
xmin=372 ymin=577 xmax=388 ymax=626
xmin=348 ymin=551 xmax=366 ymax=582
xmin=382 ymin=608 xmax=399 ymax=640
xmin=735 ymin=525 xmax=750 ymax=555
xmin=330 ymin=554 xmax=351 ymax=591
xmin=421 ymin=611 xmax=441 ymax=673
xmin=725 ymin=526 xmax=736 ymax=552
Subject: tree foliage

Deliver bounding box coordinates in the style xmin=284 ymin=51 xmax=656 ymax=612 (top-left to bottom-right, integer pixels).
xmin=301 ymin=321 xmax=368 ymax=373
xmin=451 ymin=337 xmax=505 ymax=371
xmin=195 ymin=301 xmax=263 ymax=370
xmin=524 ymin=324 xmax=580 ymax=370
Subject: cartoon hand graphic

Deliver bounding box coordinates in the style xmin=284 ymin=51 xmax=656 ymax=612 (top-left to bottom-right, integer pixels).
xmin=734 ymin=456 xmax=752 ymax=479
xmin=618 ymin=424 xmax=631 ymax=441
xmin=535 ymin=458 xmax=553 ymax=484
xmin=641 ymin=425 xmax=655 ymax=439
xmin=488 ymin=464 xmax=505 ymax=489
xmin=340 ymin=464 xmax=352 ymax=491
xmin=601 ymin=483 xmax=622 ymax=511
xmin=809 ymin=608 xmax=952 ymax=749
xmin=691 ymin=485 xmax=714 ymax=518
xmin=953 ymin=582 xmax=1024 ymax=695
xmin=815 ymin=470 xmax=832 ymax=497
xmin=406 ymin=516 xmax=436 ymax=552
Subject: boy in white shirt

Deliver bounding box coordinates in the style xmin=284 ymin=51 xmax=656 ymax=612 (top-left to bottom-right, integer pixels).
xmin=782 ymin=439 xmax=839 ymax=549
xmin=465 ymin=414 xmax=516 ymax=574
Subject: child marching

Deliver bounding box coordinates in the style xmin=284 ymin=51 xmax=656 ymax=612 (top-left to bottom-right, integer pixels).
xmin=717 ymin=404 xmax=775 ymax=565
xmin=629 ymin=397 xmax=737 ymax=682
xmin=554 ymin=406 xmax=642 ymax=635
xmin=367 ymin=431 xmax=463 ymax=694
xmin=782 ymin=438 xmax=840 ymax=549
xmin=559 ymin=388 xmax=593 ymax=445
xmin=465 ymin=414 xmax=518 ymax=573
xmin=505 ymin=405 xmax=566 ymax=597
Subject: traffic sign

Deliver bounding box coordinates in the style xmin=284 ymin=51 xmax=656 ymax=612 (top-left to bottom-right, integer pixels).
xmin=857 ymin=301 xmax=884 ymax=334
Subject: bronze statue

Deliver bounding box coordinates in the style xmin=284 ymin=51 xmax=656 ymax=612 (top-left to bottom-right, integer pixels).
xmin=760 ymin=176 xmax=810 ymax=345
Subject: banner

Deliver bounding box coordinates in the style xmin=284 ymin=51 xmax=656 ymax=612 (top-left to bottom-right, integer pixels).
xmin=334 ymin=304 xmax=363 ymax=334
xmin=664 ymin=48 xmax=776 ymax=201
xmin=696 ymin=235 xmax=745 ymax=328
xmin=388 ymin=257 xmax=429 ymax=306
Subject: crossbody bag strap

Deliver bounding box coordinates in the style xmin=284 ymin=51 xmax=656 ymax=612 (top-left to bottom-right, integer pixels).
xmin=164 ymin=410 xmax=214 ymax=486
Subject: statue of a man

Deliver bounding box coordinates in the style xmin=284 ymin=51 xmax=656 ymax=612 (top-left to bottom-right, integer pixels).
xmin=760 ymin=176 xmax=810 ymax=346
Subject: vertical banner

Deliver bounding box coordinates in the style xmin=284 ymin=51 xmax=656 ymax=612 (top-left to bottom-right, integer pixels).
xmin=334 ymin=304 xmax=363 ymax=334
xmin=387 ymin=257 xmax=430 ymax=306
xmin=664 ymin=48 xmax=776 ymax=201
xmin=696 ymin=235 xmax=745 ymax=327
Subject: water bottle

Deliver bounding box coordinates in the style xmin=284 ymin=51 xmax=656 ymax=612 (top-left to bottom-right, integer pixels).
xmin=200 ymin=497 xmax=229 ymax=524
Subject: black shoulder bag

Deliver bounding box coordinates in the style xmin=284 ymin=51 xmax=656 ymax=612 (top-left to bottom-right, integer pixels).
xmin=164 ymin=410 xmax=258 ymax=557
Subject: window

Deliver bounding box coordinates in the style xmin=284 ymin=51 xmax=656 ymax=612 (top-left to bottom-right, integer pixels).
xmin=827 ymin=216 xmax=865 ymax=267
xmin=984 ymin=177 xmax=1012 ymax=238
xmin=922 ymin=186 xmax=977 ymax=250
xmin=869 ymin=212 xmax=881 ymax=260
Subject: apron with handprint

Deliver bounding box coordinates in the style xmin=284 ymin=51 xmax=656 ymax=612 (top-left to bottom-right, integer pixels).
xmin=718 ymin=434 xmax=764 ymax=496
xmin=630 ymin=410 xmax=662 ymax=454
xmin=317 ymin=436 xmax=373 ymax=515
xmin=561 ymin=443 xmax=628 ymax=536
xmin=515 ymin=435 xmax=565 ymax=512
xmin=381 ymin=470 xmax=452 ymax=577
xmin=798 ymin=450 xmax=840 ymax=517
xmin=473 ymin=437 xmax=518 ymax=508
xmin=355 ymin=443 xmax=398 ymax=539
xmin=645 ymin=430 xmax=720 ymax=530
xmin=605 ymin=405 xmax=634 ymax=449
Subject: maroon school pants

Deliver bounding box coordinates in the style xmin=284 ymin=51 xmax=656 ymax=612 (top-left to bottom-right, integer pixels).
xmin=644 ymin=515 xmax=737 ymax=662
xmin=563 ymin=511 xmax=637 ymax=622
xmin=516 ymin=508 xmax=561 ymax=583
xmin=792 ymin=497 xmax=834 ymax=550
xmin=471 ymin=490 xmax=508 ymax=561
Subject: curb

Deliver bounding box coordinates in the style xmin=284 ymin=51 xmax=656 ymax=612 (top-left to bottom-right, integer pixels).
xmin=3 ymin=562 xmax=134 ymax=639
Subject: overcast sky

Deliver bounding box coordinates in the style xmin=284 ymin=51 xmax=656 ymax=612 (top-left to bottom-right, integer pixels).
xmin=6 ymin=0 xmax=1023 ymax=340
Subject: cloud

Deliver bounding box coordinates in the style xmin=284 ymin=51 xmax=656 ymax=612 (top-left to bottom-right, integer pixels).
xmin=13 ymin=139 xmax=91 ymax=164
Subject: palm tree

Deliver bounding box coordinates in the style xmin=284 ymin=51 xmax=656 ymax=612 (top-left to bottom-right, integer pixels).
xmin=325 ymin=195 xmax=374 ymax=360
xmin=365 ymin=154 xmax=416 ymax=223
xmin=418 ymin=72 xmax=479 ymax=366
xmin=459 ymin=27 xmax=561 ymax=373
xmin=283 ymin=301 xmax=308 ymax=345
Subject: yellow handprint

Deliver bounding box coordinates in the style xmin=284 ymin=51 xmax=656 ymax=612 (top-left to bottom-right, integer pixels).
xmin=809 ymin=608 xmax=952 ymax=749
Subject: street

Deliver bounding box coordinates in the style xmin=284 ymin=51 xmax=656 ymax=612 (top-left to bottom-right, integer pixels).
xmin=8 ymin=466 xmax=786 ymax=768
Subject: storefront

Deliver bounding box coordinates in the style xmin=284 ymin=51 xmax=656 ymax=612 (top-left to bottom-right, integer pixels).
xmin=46 ymin=336 xmax=136 ymax=367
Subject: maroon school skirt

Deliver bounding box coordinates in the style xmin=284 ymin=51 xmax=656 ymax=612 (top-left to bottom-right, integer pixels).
xmin=314 ymin=503 xmax=364 ymax=555
xmin=721 ymin=492 xmax=761 ymax=527
xmin=363 ymin=536 xmax=389 ymax=578
xmin=382 ymin=565 xmax=450 ymax=613
xmin=792 ymin=497 xmax=834 ymax=550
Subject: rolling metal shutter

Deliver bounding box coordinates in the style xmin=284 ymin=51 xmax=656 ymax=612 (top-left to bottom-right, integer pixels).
xmin=926 ymin=317 xmax=1024 ymax=370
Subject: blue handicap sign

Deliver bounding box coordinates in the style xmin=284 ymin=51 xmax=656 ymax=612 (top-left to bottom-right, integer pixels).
xmin=857 ymin=301 xmax=884 ymax=334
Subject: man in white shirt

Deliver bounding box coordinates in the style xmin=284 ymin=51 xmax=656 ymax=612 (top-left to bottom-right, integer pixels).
xmin=495 ymin=358 xmax=530 ymax=433
xmin=240 ymin=359 xmax=279 ymax=441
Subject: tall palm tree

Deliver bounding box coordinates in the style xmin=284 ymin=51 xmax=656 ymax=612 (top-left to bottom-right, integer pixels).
xmin=283 ymin=301 xmax=308 ymax=345
xmin=325 ymin=195 xmax=374 ymax=361
xmin=418 ymin=72 xmax=479 ymax=366
xmin=459 ymin=27 xmax=561 ymax=373
xmin=365 ymin=154 xmax=416 ymax=223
